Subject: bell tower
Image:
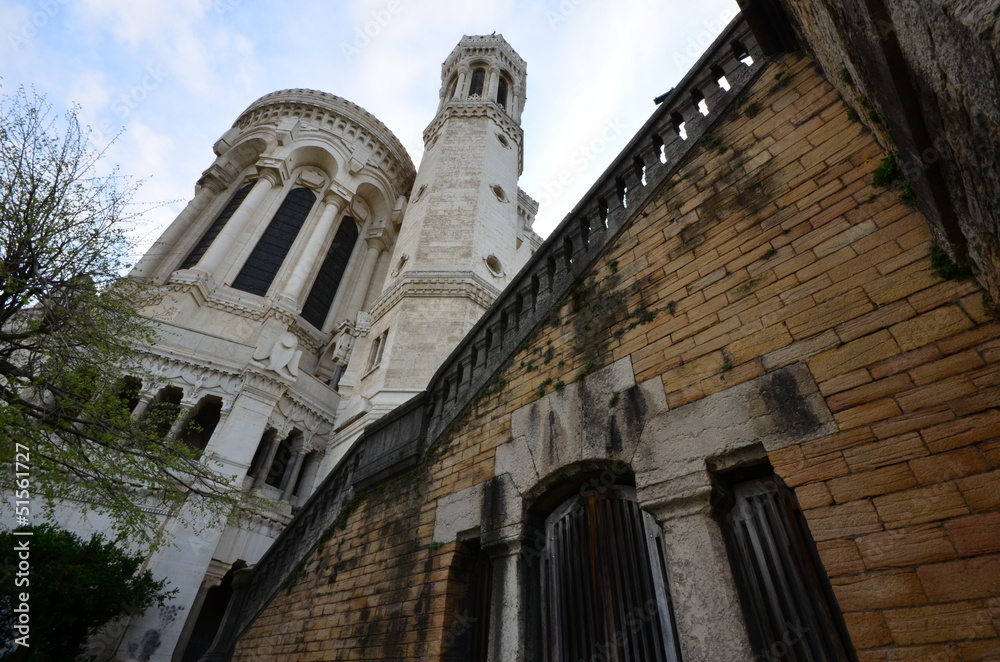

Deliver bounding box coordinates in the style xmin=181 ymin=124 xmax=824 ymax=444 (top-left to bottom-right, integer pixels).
xmin=331 ymin=34 xmax=539 ymax=452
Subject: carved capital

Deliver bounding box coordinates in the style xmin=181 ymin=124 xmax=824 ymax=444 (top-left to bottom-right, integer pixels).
xmin=363 ymin=226 xmax=390 ymax=253
xmin=197 ymin=163 xmax=234 ymax=194
xmin=323 ymin=181 xmax=353 ymax=209
xmin=240 ymin=365 xmax=292 ymax=403
xmin=254 ymin=157 xmax=287 ymax=186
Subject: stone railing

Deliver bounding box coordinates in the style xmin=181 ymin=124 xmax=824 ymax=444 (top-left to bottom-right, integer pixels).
xmin=422 ymin=14 xmax=767 ymax=441
xmin=221 ymin=12 xmax=769 ymax=653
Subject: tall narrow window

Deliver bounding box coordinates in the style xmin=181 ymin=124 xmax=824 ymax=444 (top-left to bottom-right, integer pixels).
xmin=469 ymin=68 xmax=486 ymax=97
xmin=444 ymin=540 xmax=492 ymax=662
xmin=300 ymin=216 xmax=359 ymax=330
xmin=496 ymin=76 xmax=509 ymax=110
xmin=231 ymin=187 xmax=316 ymax=296
xmin=541 ymin=487 xmax=683 ymax=662
xmin=366 ymin=329 xmax=387 ymax=372
xmin=180 ymin=184 xmax=253 ymax=270
xmin=716 ymin=474 xmax=856 ymax=662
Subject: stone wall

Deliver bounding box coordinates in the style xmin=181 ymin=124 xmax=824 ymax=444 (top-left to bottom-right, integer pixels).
xmin=775 ymin=0 xmax=1000 ymax=307
xmin=229 ymin=37 xmax=999 ymax=662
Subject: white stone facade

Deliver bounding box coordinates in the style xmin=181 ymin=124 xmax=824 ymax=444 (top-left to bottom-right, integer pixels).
xmin=55 ymin=35 xmax=538 ymax=662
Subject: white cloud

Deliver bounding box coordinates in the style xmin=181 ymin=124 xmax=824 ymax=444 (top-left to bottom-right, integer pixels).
xmin=3 ymin=0 xmax=742 ymax=255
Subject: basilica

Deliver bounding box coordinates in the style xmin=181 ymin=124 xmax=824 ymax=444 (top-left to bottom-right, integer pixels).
xmin=63 ymin=1 xmax=1000 ymax=660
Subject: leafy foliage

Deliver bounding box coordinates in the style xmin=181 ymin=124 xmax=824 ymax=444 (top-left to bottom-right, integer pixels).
xmin=0 ymin=87 xmax=241 ymax=547
xmin=0 ymin=525 xmax=173 ymax=660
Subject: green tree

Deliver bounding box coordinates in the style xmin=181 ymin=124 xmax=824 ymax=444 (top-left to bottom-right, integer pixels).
xmin=0 ymin=87 xmax=242 ymax=547
xmin=0 ymin=525 xmax=174 ymax=660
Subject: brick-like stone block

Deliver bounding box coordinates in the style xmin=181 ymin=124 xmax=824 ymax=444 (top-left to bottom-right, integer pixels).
xmin=842 ymin=611 xmax=893 ymax=649
xmin=921 ymin=409 xmax=1000 ymax=453
xmin=863 ymin=260 xmax=942 ymax=306
xmin=831 ymin=569 xmax=928 ymax=610
xmin=957 ymin=471 xmax=1000 ymax=512
xmin=773 ymin=450 xmax=849 ymax=487
xmin=826 ymin=374 xmax=913 ymax=412
xmin=856 ymin=524 xmax=957 ymax=570
xmin=816 ymin=538 xmax=867 ymax=576
xmin=945 ymin=512 xmax=1000 ymax=556
xmin=809 ymin=330 xmax=903 ymax=382
xmin=842 ymin=433 xmax=929 ymax=472
xmin=895 ymin=375 xmax=977 ymax=412
xmin=883 ymin=602 xmax=997 ymax=645
xmin=827 ymin=464 xmax=917 ymax=503
xmin=908 ymin=447 xmax=989 ymax=484
xmin=804 ymin=500 xmax=884 ymax=542
xmin=834 ymin=398 xmax=903 ymax=429
xmin=873 ymin=483 xmax=970 ymax=529
xmin=917 ymin=555 xmax=1000 ymax=602
xmin=908 ymin=349 xmax=986 ymax=386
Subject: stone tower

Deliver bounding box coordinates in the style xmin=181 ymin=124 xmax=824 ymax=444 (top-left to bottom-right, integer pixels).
xmin=52 ymin=36 xmax=538 ymax=662
xmin=332 ymin=34 xmax=539 ymax=454
xmin=107 ymin=89 xmax=417 ymax=661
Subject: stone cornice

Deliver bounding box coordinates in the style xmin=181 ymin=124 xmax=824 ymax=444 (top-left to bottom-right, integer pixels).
xmin=369 ymin=271 xmax=502 ymax=323
xmin=140 ymin=348 xmax=241 ymax=393
xmin=240 ymin=365 xmax=293 ymax=403
xmin=233 ymin=89 xmax=416 ymax=197
xmin=170 ymin=284 xmax=324 ymax=355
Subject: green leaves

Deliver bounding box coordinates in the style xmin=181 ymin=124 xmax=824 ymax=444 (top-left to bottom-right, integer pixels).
xmin=0 ymin=525 xmax=174 ymax=659
xmin=0 ymin=88 xmax=243 ymax=549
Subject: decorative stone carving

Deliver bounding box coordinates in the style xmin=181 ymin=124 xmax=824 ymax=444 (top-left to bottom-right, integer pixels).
xmin=252 ymin=331 xmax=302 ymax=381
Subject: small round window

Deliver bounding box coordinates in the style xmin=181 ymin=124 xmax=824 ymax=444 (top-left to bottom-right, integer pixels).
xmin=485 ymin=254 xmax=503 ymax=277
xmin=496 ymin=133 xmax=510 ymax=149
xmin=491 ymin=185 xmax=508 ymax=202
xmin=411 ymin=184 xmax=427 ymax=203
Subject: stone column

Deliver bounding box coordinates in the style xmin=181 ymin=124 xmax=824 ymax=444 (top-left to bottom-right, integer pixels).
xmin=280 ymin=439 xmax=309 ymax=501
xmin=485 ymin=538 xmax=525 ymax=662
xmin=641 ymin=475 xmax=753 ymax=662
xmin=130 ymin=173 xmax=227 ymax=280
xmin=165 ymin=397 xmax=199 ymax=443
xmin=251 ymin=429 xmax=281 ymax=490
xmin=275 ymin=188 xmax=350 ymax=308
xmin=201 ymin=399 xmax=233 ymax=457
xmin=207 ymin=367 xmax=292 ymax=478
xmin=343 ymin=230 xmax=387 ymax=319
xmin=130 ymin=392 xmax=155 ymax=420
xmin=193 ymin=165 xmax=283 ymax=281
xmin=487 ymin=67 xmax=499 ymax=101
xmin=456 ymin=68 xmax=468 ymax=99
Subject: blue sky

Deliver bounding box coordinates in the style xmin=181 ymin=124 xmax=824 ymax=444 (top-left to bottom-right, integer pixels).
xmin=1 ymin=0 xmax=739 ymax=260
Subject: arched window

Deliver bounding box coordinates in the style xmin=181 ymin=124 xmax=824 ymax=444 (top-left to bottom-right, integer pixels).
xmin=182 ymin=396 xmax=222 ymax=451
xmin=469 ymin=68 xmax=486 ymax=97
xmin=540 ymin=487 xmax=683 ymax=662
xmin=715 ymin=474 xmax=856 ymax=661
xmin=231 ymin=187 xmax=316 ymax=296
xmin=180 ymin=184 xmax=253 ymax=270
xmin=497 ymin=76 xmax=509 ymax=110
xmin=300 ymin=216 xmax=360 ymax=330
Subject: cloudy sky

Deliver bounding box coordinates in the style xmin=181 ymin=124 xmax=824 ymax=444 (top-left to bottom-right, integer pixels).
xmin=1 ymin=0 xmax=739 ymax=260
